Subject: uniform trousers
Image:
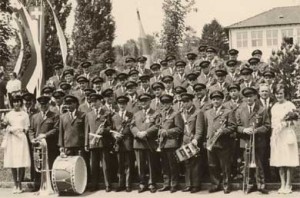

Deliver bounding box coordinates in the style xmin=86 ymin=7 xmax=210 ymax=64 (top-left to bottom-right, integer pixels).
xmin=116 ymin=151 xmax=134 ymax=187
xmin=207 ymin=146 xmax=231 ymax=190
xmin=161 ymin=148 xmax=179 ymax=187
xmin=184 ymin=155 xmax=201 ymax=188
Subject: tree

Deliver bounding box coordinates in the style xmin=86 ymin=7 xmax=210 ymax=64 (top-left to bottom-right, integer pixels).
xmin=72 ymin=0 xmax=115 ymax=67
xmin=161 ymin=0 xmax=195 ymax=57
xmin=0 ymin=0 xmax=13 ymax=68
xmin=200 ymin=19 xmax=229 ymax=57
xmin=180 ymin=26 xmax=200 ymax=56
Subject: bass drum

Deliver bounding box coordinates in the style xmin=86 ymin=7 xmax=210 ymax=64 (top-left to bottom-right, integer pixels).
xmin=52 ymin=156 xmax=87 ymax=195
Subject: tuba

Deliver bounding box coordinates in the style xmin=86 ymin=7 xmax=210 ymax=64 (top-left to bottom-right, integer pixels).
xmin=33 ymin=138 xmax=55 ymax=196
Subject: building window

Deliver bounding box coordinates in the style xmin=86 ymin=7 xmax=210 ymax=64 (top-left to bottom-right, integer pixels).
xmin=251 ymin=31 xmax=263 ymax=47
xmin=266 ymin=30 xmax=278 ymax=46
xmin=236 ymin=32 xmax=248 ymax=48
xmin=281 ymin=29 xmax=293 ymax=38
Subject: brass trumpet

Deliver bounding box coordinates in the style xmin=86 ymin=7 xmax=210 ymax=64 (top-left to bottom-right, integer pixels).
xmin=33 ymin=138 xmax=55 ymax=196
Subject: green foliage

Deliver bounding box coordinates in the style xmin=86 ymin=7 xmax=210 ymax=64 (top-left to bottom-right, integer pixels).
xmin=0 ymin=0 xmax=13 ymax=67
xmin=200 ymin=19 xmax=229 ymax=57
xmin=161 ymin=0 xmax=195 ymax=57
xmin=72 ymin=0 xmax=115 ymax=67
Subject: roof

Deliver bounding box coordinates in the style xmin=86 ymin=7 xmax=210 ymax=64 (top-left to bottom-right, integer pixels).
xmin=227 ymin=6 xmax=300 ymax=29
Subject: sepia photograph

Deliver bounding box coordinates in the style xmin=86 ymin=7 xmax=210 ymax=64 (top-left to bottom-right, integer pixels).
xmin=0 ymin=0 xmax=300 ymax=197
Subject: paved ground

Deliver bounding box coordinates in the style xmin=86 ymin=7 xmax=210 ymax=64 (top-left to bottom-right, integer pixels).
xmin=0 ymin=188 xmax=300 ymax=198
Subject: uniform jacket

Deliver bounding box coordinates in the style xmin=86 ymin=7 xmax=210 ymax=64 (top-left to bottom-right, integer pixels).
xmin=125 ymin=93 xmax=140 ymax=113
xmin=130 ymin=108 xmax=159 ymax=149
xmin=193 ymin=96 xmax=212 ymax=111
xmin=173 ymin=73 xmax=188 ymax=88
xmin=58 ymin=110 xmax=86 ymax=148
xmin=78 ymin=102 xmax=93 ymax=114
xmin=72 ymin=89 xmax=86 ymax=104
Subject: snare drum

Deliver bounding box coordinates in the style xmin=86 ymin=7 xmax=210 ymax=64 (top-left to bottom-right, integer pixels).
xmin=175 ymin=143 xmax=200 ymax=162
xmin=52 ymin=156 xmax=87 ymax=195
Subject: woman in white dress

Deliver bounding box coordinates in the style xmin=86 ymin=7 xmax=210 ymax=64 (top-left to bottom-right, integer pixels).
xmin=270 ymin=84 xmax=299 ymax=194
xmin=1 ymin=95 xmax=31 ymax=194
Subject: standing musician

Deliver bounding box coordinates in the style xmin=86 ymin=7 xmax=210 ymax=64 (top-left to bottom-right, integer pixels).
xmin=162 ymin=75 xmax=175 ymax=96
xmin=150 ymin=63 xmax=163 ymax=85
xmin=228 ymin=49 xmax=242 ymax=68
xmin=78 ymin=88 xmax=96 ymax=113
xmin=156 ymin=94 xmax=184 ymax=193
xmin=197 ymin=60 xmax=216 ymax=86
xmin=92 ymin=76 xmax=104 ymax=95
xmin=137 ymin=75 xmax=152 ymax=95
xmin=173 ymin=86 xmax=187 ymax=112
xmin=251 ymin=49 xmax=268 ymax=74
xmin=248 ymin=57 xmax=262 ymax=82
xmin=160 ymin=59 xmax=168 ymax=72
xmin=240 ymin=67 xmax=257 ymax=91
xmin=225 ymin=60 xmax=241 ymax=84
xmin=236 ymin=87 xmax=271 ymax=194
xmin=47 ymin=63 xmax=63 ymax=88
xmin=150 ymin=82 xmax=165 ymax=112
xmin=137 ymin=56 xmax=152 ymax=76
xmin=193 ymin=83 xmax=211 ymax=111
xmin=29 ymin=96 xmax=59 ymax=189
xmin=180 ymin=93 xmax=205 ymax=193
xmin=110 ymin=96 xmax=134 ymax=192
xmin=73 ymin=76 xmax=90 ymax=104
xmin=162 ymin=55 xmax=176 ymax=76
xmin=100 ymin=58 xmax=116 ymax=80
xmin=124 ymin=81 xmax=140 ymax=113
xmin=185 ymin=53 xmax=197 ymax=75
xmin=204 ymin=91 xmax=236 ymax=194
xmin=102 ymin=88 xmax=118 ymax=114
xmin=102 ymin=69 xmax=118 ymax=90
xmin=80 ymin=61 xmax=94 ymax=82
xmin=173 ymin=60 xmax=188 ymax=88
xmin=123 ymin=57 xmax=136 ymax=73
xmin=50 ymin=90 xmax=66 ymax=115
xmin=130 ymin=93 xmax=159 ymax=193
xmin=58 ymin=95 xmax=86 ymax=157
xmin=84 ymin=93 xmax=112 ymax=192
xmin=186 ymin=73 xmax=199 ymax=94
xmin=209 ymin=68 xmax=229 ymax=99
xmin=115 ymin=73 xmax=128 ymax=97
xmin=128 ymin=69 xmax=140 ymax=82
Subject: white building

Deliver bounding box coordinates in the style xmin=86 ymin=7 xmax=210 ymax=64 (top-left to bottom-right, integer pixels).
xmin=226 ymin=6 xmax=300 ymax=61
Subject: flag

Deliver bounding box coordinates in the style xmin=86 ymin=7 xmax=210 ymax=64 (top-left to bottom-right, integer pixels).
xmin=13 ymin=14 xmax=25 ymax=75
xmin=136 ymin=9 xmax=152 ymax=68
xmin=46 ymin=0 xmax=68 ymax=67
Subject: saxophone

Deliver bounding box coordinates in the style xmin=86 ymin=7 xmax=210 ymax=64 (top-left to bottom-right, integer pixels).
xmin=206 ymin=118 xmax=227 ymax=151
xmin=89 ymin=119 xmax=106 ymax=147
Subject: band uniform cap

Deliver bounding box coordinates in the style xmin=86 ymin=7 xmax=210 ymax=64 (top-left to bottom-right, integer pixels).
xmin=59 ymin=82 xmax=71 ymax=90
xmin=242 ymin=87 xmax=258 ymax=97
xmin=105 ymin=57 xmax=115 ymax=64
xmin=206 ymin=46 xmax=217 ymax=53
xmin=186 ymin=73 xmax=199 ymax=81
xmin=52 ymin=90 xmax=66 ymax=98
xmin=215 ymin=69 xmax=228 ymax=77
xmin=128 ymin=69 xmax=139 ymax=76
xmin=138 ymin=93 xmax=152 ymax=102
xmin=199 ymin=60 xmax=210 ymax=68
xmin=76 ymin=76 xmax=89 ymax=83
xmin=252 ymin=49 xmax=262 ymax=56
xmin=226 ymin=60 xmax=238 ymax=67
xmin=240 ymin=67 xmax=253 ymax=75
xmin=102 ymin=88 xmax=114 ymax=97
xmin=84 ymin=88 xmax=96 ymax=96
xmin=160 ymin=60 xmax=168 ymax=66
xmin=180 ymin=93 xmax=194 ymax=101
xmin=151 ymin=82 xmax=165 ymax=90
xmin=227 ymin=84 xmax=241 ymax=91
xmin=174 ymin=86 xmax=187 ymax=94
xmin=125 ymin=57 xmax=136 ymax=63
xmin=193 ymin=83 xmax=206 ymax=91
xmin=62 ymin=69 xmax=74 ymax=77
xmin=160 ymin=94 xmax=173 ymax=103
xmin=228 ymin=49 xmax=239 ymax=55
xmin=22 ymin=92 xmax=35 ymax=101
xmin=175 ymin=60 xmax=186 ymax=67
xmin=80 ymin=61 xmax=92 ymax=68
xmin=150 ymin=63 xmax=161 ymax=71
xmin=198 ymin=45 xmax=207 ymax=52
xmin=161 ymin=75 xmax=174 ymax=83
xmin=263 ymin=70 xmax=275 ymax=78
xmin=125 ymin=81 xmax=138 ymax=88
xmin=89 ymin=93 xmax=103 ymax=101
xmin=92 ymin=76 xmax=104 ymax=84
xmin=248 ymin=57 xmax=260 ymax=65
xmin=12 ymin=95 xmax=23 ymax=103
xmin=64 ymin=95 xmax=79 ymax=104
xmin=137 ymin=56 xmax=147 ymax=63
xmin=42 ymin=86 xmax=55 ymax=94
xmin=187 ymin=53 xmax=197 ymax=60
xmin=165 ymin=55 xmax=176 ymax=62
xmin=54 ymin=63 xmax=63 ymax=70
xmin=139 ymin=75 xmax=151 ymax=82
xmin=210 ymin=90 xmax=224 ymax=100
xmin=116 ymin=96 xmax=129 ymax=104
xmin=116 ymin=73 xmax=128 ymax=80
xmin=37 ymin=96 xmax=51 ymax=105
xmin=104 ymin=68 xmax=116 ymax=76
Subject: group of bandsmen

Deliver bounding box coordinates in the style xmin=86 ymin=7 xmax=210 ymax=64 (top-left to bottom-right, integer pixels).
xmin=9 ymin=45 xmax=300 ymax=194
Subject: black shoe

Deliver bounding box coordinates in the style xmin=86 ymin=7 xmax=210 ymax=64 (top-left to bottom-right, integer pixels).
xmin=149 ymin=186 xmax=157 ymax=193
xmin=126 ymin=187 xmax=132 ymax=192
xmin=190 ymin=187 xmax=201 ymax=193
xmin=105 ymin=186 xmax=112 ymax=192
xmin=182 ymin=186 xmax=191 ymax=192
xmin=170 ymin=187 xmax=178 ymax=193
xmin=246 ymin=186 xmax=256 ymax=194
xmin=158 ymin=186 xmax=170 ymax=192
xmin=138 ymin=187 xmax=147 ymax=193
xmin=88 ymin=186 xmax=98 ymax=192
xmin=209 ymin=187 xmax=221 ymax=193
xmin=115 ymin=186 xmax=126 ymax=192
xmin=258 ymin=188 xmax=268 ymax=194
xmin=224 ymin=189 xmax=231 ymax=194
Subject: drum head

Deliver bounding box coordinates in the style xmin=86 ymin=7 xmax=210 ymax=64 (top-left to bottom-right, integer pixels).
xmin=73 ymin=156 xmax=87 ymax=194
